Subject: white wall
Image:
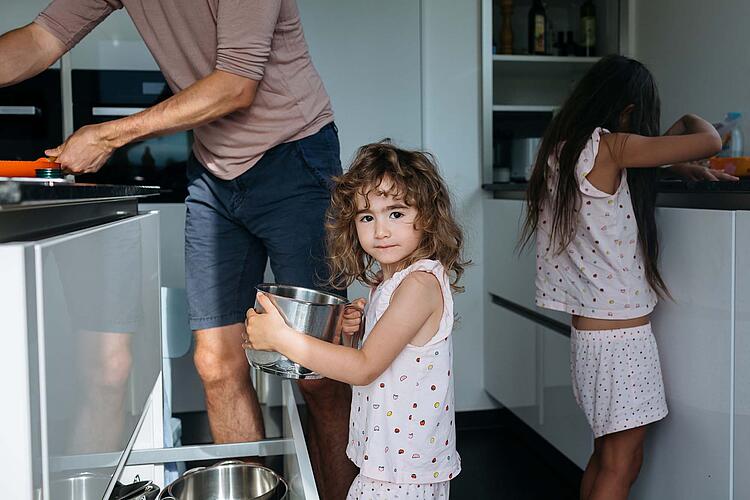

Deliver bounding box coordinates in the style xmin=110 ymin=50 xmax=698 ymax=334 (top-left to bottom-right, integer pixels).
xmin=634 ymin=0 xmax=750 ymax=128
xmin=422 ymin=0 xmax=495 ymax=411
xmin=298 ymin=0 xmax=422 ymax=166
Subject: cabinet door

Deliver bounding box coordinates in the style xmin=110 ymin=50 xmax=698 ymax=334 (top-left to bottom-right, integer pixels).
xmin=537 ymin=326 xmax=592 ymax=468
xmin=484 ymin=199 xmax=535 ymax=309
xmin=484 ymin=298 xmax=538 ymax=429
xmin=483 ymin=198 xmax=569 ymax=326
xmin=37 ymin=213 xmax=161 ymax=499
xmin=734 ymin=211 xmax=750 ymax=499
xmin=631 ymin=208 xmax=733 ymax=500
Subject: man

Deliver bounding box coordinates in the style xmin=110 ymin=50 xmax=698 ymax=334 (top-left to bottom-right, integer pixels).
xmin=0 ymin=1 xmax=357 ymax=498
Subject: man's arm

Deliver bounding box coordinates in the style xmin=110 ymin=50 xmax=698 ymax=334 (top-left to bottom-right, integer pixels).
xmin=46 ymin=69 xmax=259 ymax=173
xmin=0 ymin=23 xmax=66 ymax=87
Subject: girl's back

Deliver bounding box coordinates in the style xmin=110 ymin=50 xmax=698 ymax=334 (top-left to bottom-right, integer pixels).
xmin=535 ymin=126 xmax=657 ymax=320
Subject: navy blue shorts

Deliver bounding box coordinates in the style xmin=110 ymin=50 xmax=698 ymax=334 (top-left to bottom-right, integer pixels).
xmin=184 ymin=123 xmax=342 ymax=330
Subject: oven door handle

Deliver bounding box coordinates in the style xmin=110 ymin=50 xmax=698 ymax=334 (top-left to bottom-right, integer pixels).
xmin=0 ymin=106 xmax=39 ymax=116
xmin=92 ymin=106 xmax=146 ymax=117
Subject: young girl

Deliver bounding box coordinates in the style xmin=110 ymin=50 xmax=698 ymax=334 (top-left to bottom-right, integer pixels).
xmin=244 ymin=141 xmax=466 ymax=499
xmin=523 ymin=55 xmax=722 ymax=500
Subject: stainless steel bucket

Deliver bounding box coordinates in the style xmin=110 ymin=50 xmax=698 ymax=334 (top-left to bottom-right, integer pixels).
xmin=245 ymin=283 xmax=364 ymax=379
xmin=158 ymin=461 xmax=287 ymax=500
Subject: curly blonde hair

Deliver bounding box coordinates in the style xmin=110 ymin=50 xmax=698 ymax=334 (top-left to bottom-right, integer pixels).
xmin=325 ymin=140 xmax=468 ymax=293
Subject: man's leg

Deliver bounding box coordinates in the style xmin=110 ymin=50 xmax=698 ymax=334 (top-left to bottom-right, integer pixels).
xmin=193 ymin=323 xmax=265 ymax=443
xmin=185 ymin=153 xmax=269 ymax=445
xmin=297 ymin=378 xmax=358 ymax=500
xmin=240 ymin=123 xmax=357 ymax=498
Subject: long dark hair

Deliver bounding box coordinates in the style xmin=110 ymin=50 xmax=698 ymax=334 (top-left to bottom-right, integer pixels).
xmin=521 ymin=55 xmax=668 ymax=298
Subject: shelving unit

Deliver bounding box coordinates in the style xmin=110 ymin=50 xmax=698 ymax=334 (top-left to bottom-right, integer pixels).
xmin=482 ymin=0 xmax=629 ymax=184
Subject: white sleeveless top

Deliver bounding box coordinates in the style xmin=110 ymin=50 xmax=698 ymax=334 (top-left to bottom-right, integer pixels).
xmin=346 ymin=259 xmax=461 ymax=484
xmin=535 ymin=127 xmax=657 ymax=319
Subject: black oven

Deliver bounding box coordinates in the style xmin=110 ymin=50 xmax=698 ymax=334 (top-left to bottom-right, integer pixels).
xmin=73 ymin=70 xmax=191 ymax=202
xmin=0 ymin=69 xmax=63 ymax=161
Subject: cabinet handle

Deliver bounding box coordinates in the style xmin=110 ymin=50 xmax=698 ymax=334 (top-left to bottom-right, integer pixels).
xmin=0 ymin=106 xmax=39 ymax=116
xmin=92 ymin=106 xmax=146 ymax=117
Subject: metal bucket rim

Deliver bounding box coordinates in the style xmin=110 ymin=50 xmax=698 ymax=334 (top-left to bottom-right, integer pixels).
xmin=256 ymin=283 xmax=347 ymax=306
xmin=162 ymin=461 xmax=287 ymax=500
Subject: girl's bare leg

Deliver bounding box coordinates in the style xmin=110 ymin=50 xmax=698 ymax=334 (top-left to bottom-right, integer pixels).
xmin=587 ymin=426 xmax=647 ymax=500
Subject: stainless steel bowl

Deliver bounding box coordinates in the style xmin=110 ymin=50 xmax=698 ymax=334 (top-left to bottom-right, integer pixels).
xmin=159 ymin=461 xmax=287 ymax=500
xmin=245 ymin=284 xmax=364 ymax=379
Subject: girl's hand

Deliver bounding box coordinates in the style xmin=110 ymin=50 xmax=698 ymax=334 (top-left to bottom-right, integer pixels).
xmin=668 ymin=162 xmax=739 ymax=182
xmin=342 ymin=298 xmax=367 ymax=336
xmin=243 ymin=292 xmax=291 ymax=352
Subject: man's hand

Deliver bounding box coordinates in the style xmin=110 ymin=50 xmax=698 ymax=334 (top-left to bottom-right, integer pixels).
xmin=667 ymin=162 xmax=739 ymax=182
xmin=45 ymin=123 xmax=116 ymax=174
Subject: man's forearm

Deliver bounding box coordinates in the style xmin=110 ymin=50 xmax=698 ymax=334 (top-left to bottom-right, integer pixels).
xmin=0 ymin=24 xmax=65 ymax=87
xmin=99 ymin=70 xmax=258 ymax=149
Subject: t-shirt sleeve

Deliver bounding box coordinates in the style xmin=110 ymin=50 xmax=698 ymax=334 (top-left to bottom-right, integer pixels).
xmin=215 ymin=0 xmax=282 ymax=81
xmin=34 ymin=0 xmax=122 ymax=51
xmin=575 ymin=127 xmax=614 ymax=199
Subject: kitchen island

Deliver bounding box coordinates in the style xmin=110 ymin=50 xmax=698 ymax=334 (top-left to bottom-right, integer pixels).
xmin=0 ymin=179 xmax=320 ymax=500
xmin=483 ymin=179 xmax=750 ymax=499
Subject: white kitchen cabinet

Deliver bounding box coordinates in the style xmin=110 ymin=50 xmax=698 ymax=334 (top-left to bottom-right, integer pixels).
xmin=483 ymin=198 xmax=570 ymax=322
xmin=537 ymin=326 xmax=592 ymax=469
xmin=0 ymin=212 xmax=162 ymax=500
xmin=484 ymin=297 xmax=538 ymax=429
xmin=735 ymin=211 xmax=750 ymax=499
xmin=483 ymin=296 xmax=593 ymax=466
xmin=631 ymin=208 xmax=734 ymax=499
xmin=483 ymin=198 xmax=535 ymax=308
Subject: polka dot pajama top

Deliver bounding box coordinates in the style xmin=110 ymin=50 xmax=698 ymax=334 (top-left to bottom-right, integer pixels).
xmin=535 ymin=127 xmax=658 ymax=319
xmin=346 ymin=259 xmax=460 ymax=486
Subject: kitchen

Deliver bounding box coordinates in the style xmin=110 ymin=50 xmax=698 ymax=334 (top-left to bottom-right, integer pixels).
xmin=0 ymin=0 xmax=747 ymax=499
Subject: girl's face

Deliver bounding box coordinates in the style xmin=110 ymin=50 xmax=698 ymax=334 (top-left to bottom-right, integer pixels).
xmin=355 ymin=177 xmax=423 ymax=276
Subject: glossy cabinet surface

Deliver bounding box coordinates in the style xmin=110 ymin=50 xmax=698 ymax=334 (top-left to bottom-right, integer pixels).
xmin=632 ymin=208 xmax=734 ymax=499
xmin=734 ymin=211 xmax=750 ymax=499
xmin=537 ymin=327 xmax=592 ymax=469
xmin=0 ymin=213 xmax=161 ymax=500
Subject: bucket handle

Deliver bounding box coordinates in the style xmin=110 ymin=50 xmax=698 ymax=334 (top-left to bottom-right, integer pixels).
xmin=340 ymin=301 xmax=366 ymax=349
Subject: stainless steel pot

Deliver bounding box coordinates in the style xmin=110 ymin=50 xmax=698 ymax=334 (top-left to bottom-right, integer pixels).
xmin=52 ymin=473 xmax=160 ymax=500
xmin=52 ymin=473 xmax=112 ymax=500
xmin=245 ymin=283 xmax=365 ymax=379
xmin=159 ymin=461 xmax=287 ymax=500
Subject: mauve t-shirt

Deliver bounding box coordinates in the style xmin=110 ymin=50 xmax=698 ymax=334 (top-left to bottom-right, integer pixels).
xmin=35 ymin=0 xmax=334 ymax=180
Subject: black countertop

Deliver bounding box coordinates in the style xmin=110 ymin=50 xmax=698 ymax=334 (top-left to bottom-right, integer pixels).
xmin=483 ymin=180 xmax=750 ymax=210
xmin=0 ymin=178 xmax=160 ymax=207
xmin=0 ymin=179 xmax=160 ymax=242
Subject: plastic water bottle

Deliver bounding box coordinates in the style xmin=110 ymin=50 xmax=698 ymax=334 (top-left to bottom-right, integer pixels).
xmin=718 ymin=112 xmax=744 ymax=157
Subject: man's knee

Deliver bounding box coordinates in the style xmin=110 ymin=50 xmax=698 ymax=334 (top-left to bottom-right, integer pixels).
xmin=194 ymin=344 xmax=249 ymax=387
xmin=99 ymin=349 xmax=133 ymax=388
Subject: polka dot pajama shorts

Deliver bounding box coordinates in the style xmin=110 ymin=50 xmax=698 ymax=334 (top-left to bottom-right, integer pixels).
xmin=346 ymin=474 xmax=450 ymax=499
xmin=571 ymin=323 xmax=668 ymax=438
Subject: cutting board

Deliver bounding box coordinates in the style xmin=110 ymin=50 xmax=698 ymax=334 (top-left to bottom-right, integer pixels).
xmin=0 ymin=158 xmax=61 ymax=178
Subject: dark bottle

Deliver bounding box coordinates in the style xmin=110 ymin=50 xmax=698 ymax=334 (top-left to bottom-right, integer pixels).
xmin=565 ymin=30 xmax=576 ymax=57
xmin=580 ymin=0 xmax=596 ymax=56
xmin=556 ymin=31 xmax=567 ymax=56
xmin=528 ymin=0 xmax=546 ymax=55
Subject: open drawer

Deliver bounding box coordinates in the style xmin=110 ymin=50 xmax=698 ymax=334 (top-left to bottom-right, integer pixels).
xmin=126 ymin=380 xmax=317 ymax=499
